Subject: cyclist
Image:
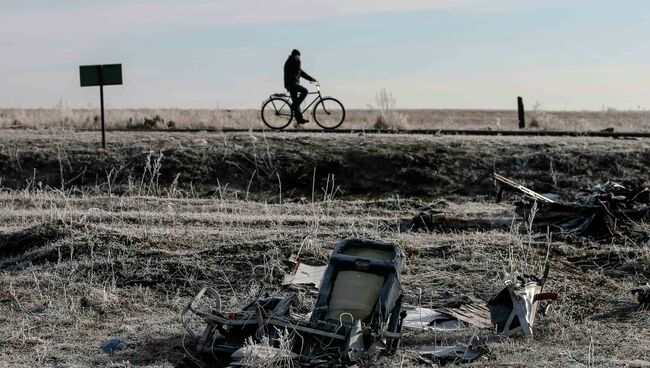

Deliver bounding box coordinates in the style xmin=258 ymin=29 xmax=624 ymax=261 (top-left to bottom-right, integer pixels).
xmin=284 ymin=49 xmax=317 ymax=125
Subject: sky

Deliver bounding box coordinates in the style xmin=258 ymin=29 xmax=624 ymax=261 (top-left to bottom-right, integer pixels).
xmin=1 ymin=0 xmax=649 ymax=110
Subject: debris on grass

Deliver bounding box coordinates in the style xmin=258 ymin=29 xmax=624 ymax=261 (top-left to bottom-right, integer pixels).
xmin=417 ymin=344 xmax=482 ymax=365
xmin=230 ymin=335 xmax=298 ymax=367
xmin=402 ymin=304 xmax=491 ymax=331
xmin=631 ymin=283 xmax=650 ymax=308
xmin=494 ymin=173 xmax=650 ymax=240
xmin=400 ymin=207 xmax=505 ymax=233
xmin=439 ymin=303 xmax=492 ymax=329
xmin=101 ymin=338 xmax=125 ymax=355
xmin=183 ymin=237 xmax=556 ymax=366
xmin=488 ymin=266 xmax=555 ymax=339
xmin=183 ymin=238 xmax=406 ymax=367
xmin=281 ymin=254 xmax=326 ymax=291
xmin=402 ymin=306 xmax=461 ymax=331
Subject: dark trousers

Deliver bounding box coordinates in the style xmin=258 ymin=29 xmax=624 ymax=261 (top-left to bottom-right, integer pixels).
xmin=287 ymin=84 xmax=308 ymax=118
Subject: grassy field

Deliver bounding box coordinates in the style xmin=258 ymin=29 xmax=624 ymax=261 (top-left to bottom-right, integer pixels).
xmin=3 ymin=107 xmax=650 ymax=131
xmin=1 ymin=130 xmax=649 ymax=367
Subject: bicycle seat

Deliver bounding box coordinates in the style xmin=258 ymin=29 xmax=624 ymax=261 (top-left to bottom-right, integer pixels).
xmin=272 ymin=93 xmax=289 ymax=98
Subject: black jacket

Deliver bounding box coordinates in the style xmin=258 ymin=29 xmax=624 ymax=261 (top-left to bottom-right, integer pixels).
xmin=284 ymin=56 xmax=315 ymax=89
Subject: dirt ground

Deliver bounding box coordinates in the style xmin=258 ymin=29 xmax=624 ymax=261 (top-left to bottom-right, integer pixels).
xmin=1 ymin=130 xmax=649 ymax=367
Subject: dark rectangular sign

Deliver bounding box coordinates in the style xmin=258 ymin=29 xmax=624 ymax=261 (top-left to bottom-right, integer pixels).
xmin=80 ymin=64 xmax=123 ymax=87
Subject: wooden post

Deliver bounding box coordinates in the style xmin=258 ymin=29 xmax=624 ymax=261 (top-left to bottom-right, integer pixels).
xmin=518 ymin=96 xmax=525 ymax=129
xmin=100 ymin=83 xmax=106 ymax=149
xmin=97 ymin=66 xmax=106 ymax=149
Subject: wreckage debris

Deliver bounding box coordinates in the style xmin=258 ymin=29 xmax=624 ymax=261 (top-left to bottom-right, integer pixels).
xmin=281 ymin=255 xmax=326 ymax=290
xmin=494 ymin=173 xmax=555 ymax=204
xmin=494 ymin=173 xmax=650 ymax=240
xmin=568 ymin=251 xmax=649 ymax=278
xmin=441 ymin=303 xmax=492 ymax=329
xmin=183 ymin=238 xmax=406 ymax=367
xmin=631 ymin=284 xmax=650 ymax=308
xmin=402 ymin=306 xmax=461 ymax=331
xmin=101 ymin=338 xmax=125 ymax=355
xmin=182 ymin=236 xmax=557 ymax=366
xmin=400 ymin=207 xmax=500 ymax=233
xmin=418 ymin=345 xmax=482 ymax=365
xmin=488 ymin=266 xmax=556 ymax=339
xmin=402 ymin=304 xmax=492 ymax=331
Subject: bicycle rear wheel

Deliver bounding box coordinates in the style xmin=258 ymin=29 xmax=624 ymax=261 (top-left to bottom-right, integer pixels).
xmin=261 ymin=98 xmax=293 ymax=130
xmin=313 ymin=97 xmax=345 ymax=130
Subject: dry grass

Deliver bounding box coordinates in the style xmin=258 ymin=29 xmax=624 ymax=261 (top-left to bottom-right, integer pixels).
xmin=0 ymin=131 xmax=649 ymax=366
xmin=3 ymin=107 xmax=650 ymax=131
xmin=0 ymin=186 xmax=648 ymax=367
xmin=372 ymin=89 xmax=410 ymax=130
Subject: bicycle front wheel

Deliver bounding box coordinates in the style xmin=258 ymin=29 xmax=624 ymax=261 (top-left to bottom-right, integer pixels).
xmin=261 ymin=98 xmax=293 ymax=130
xmin=313 ymin=97 xmax=345 ymax=130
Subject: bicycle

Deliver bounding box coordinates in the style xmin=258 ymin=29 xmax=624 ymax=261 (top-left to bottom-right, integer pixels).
xmin=261 ymin=82 xmax=345 ymax=130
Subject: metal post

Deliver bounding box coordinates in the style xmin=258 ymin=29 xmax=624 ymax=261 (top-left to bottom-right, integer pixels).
xmin=99 ymin=66 xmax=106 ymax=148
xmin=517 ymin=96 xmax=525 ymax=129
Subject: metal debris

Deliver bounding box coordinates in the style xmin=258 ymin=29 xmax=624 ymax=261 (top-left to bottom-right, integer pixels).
xmin=494 ymin=173 xmax=555 ymax=204
xmin=281 ymin=259 xmax=326 ymax=290
xmin=402 ymin=306 xmax=460 ymax=331
xmin=488 ymin=265 xmax=556 ymax=339
xmin=402 ymin=304 xmax=492 ymax=331
xmin=230 ymin=343 xmax=298 ymax=367
xmin=494 ymin=173 xmax=650 ymax=239
xmin=418 ymin=345 xmax=482 ymax=365
xmin=439 ymin=304 xmax=492 ymax=329
xmin=183 ymin=238 xmax=406 ymax=367
xmin=401 ymin=207 xmax=497 ymax=233
xmin=631 ymin=283 xmax=650 ymax=308
xmin=101 ymin=338 xmax=125 ymax=355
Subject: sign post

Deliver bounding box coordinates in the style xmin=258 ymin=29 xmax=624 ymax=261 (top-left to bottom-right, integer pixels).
xmin=80 ymin=64 xmax=123 ymax=148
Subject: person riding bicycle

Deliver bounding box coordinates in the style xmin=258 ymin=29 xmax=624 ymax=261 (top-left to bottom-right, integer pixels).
xmin=284 ymin=49 xmax=317 ymax=125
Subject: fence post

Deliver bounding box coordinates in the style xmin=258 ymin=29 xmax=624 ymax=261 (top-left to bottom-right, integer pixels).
xmin=518 ymin=96 xmax=525 ymax=129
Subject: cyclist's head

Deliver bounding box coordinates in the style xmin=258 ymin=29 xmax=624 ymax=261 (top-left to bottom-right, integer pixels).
xmin=291 ymin=49 xmax=301 ymax=60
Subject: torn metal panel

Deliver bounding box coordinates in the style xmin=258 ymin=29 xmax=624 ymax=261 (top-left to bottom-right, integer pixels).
xmin=402 ymin=306 xmax=460 ymax=331
xmin=281 ymin=262 xmax=326 ymax=289
xmin=494 ymin=173 xmax=555 ymax=204
xmin=345 ymin=320 xmax=365 ymax=362
xmin=418 ymin=345 xmax=481 ymax=365
xmin=439 ymin=304 xmax=492 ymax=329
xmin=402 ymin=304 xmax=492 ymax=331
xmin=488 ymin=268 xmax=554 ymax=339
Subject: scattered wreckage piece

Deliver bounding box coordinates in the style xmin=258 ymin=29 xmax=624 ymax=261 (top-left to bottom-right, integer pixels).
xmin=494 ymin=173 xmax=555 ymax=204
xmin=439 ymin=304 xmax=492 ymax=329
xmin=183 ymin=238 xmax=406 ymax=367
xmin=417 ymin=345 xmax=482 ymax=365
xmin=230 ymin=338 xmax=298 ymax=367
xmin=400 ymin=207 xmax=507 ymax=233
xmin=402 ymin=304 xmax=492 ymax=331
xmin=402 ymin=306 xmax=461 ymax=331
xmin=281 ymin=257 xmax=326 ymax=291
xmin=568 ymin=250 xmax=648 ymax=278
xmin=494 ymin=173 xmax=650 ymax=240
xmin=631 ymin=283 xmax=650 ymax=308
xmin=488 ymin=265 xmax=556 ymax=339
xmin=403 ymin=285 xmax=553 ymax=339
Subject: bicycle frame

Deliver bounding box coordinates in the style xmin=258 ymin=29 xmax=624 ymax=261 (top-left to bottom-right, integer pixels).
xmin=293 ymin=83 xmax=322 ymax=115
xmin=270 ymin=83 xmax=322 ymax=115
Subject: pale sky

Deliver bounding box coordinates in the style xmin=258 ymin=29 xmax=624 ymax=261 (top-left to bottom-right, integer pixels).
xmin=1 ymin=0 xmax=649 ymax=109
